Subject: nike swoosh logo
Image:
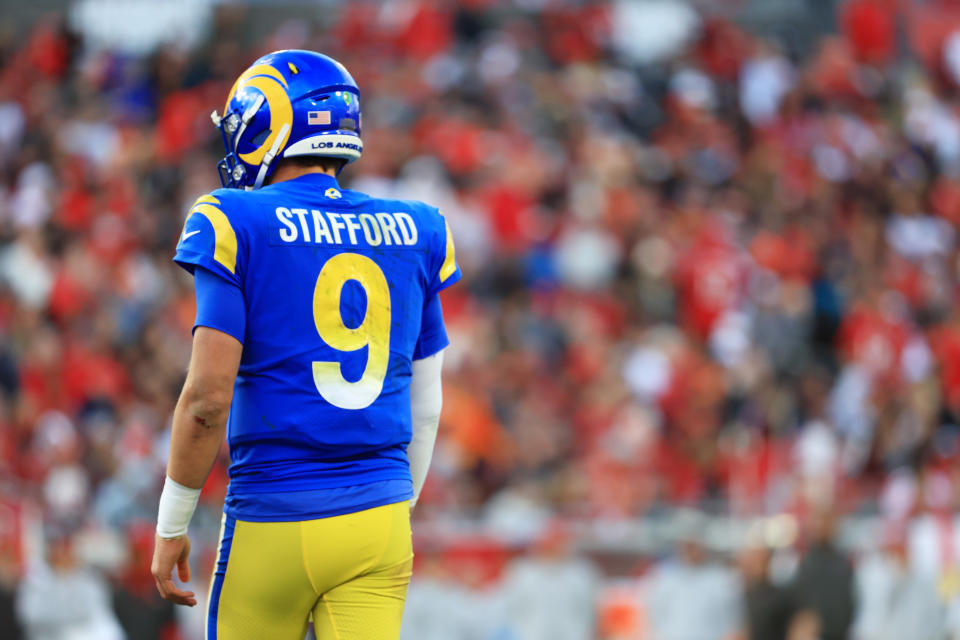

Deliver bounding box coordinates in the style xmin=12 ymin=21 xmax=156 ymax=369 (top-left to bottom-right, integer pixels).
xmin=181 ymin=229 xmax=201 ymax=241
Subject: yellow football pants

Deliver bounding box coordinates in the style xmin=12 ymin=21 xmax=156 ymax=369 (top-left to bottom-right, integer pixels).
xmin=206 ymin=501 xmax=413 ymax=640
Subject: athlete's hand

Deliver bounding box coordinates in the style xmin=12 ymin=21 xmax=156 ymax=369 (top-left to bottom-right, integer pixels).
xmin=152 ymin=534 xmax=197 ymax=606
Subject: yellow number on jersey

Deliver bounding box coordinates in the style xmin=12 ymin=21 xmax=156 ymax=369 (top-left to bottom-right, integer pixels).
xmin=311 ymin=253 xmax=391 ymax=409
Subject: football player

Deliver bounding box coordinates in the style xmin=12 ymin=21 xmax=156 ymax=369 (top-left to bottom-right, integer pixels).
xmin=150 ymin=50 xmax=460 ymax=639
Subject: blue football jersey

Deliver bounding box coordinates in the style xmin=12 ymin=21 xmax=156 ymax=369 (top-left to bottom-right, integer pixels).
xmin=173 ymin=173 xmax=460 ymax=521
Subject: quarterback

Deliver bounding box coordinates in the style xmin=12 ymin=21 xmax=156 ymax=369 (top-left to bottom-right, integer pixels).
xmin=150 ymin=50 xmax=460 ymax=639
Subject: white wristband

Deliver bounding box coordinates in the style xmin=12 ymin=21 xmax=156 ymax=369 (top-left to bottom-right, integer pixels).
xmin=156 ymin=476 xmax=201 ymax=539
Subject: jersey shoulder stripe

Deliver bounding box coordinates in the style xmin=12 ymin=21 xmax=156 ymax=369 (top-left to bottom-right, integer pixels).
xmin=187 ymin=195 xmax=238 ymax=273
xmin=175 ymin=190 xmax=245 ymax=284
xmin=439 ymin=217 xmax=457 ymax=284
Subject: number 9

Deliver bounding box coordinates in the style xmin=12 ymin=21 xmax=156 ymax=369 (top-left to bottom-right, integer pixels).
xmin=312 ymin=253 xmax=391 ymax=409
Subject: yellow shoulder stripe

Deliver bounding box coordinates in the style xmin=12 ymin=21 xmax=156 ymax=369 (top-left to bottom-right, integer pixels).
xmin=187 ymin=197 xmax=238 ymax=274
xmin=439 ymin=219 xmax=457 ymax=283
xmin=193 ymin=194 xmax=220 ymax=207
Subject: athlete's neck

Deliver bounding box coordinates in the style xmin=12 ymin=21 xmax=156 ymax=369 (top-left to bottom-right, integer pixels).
xmin=267 ymin=164 xmax=338 ymax=186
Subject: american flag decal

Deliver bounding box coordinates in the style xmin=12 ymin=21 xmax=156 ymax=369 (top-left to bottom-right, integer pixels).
xmin=308 ymin=111 xmax=331 ymax=125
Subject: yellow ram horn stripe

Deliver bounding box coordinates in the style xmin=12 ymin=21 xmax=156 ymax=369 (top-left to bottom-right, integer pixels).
xmin=224 ymin=64 xmax=289 ymax=112
xmin=190 ymin=203 xmax=238 ymax=274
xmin=439 ymin=219 xmax=458 ymax=283
xmin=237 ymin=75 xmax=293 ymax=166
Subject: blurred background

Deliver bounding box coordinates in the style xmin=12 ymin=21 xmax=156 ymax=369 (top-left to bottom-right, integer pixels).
xmin=4 ymin=0 xmax=960 ymax=638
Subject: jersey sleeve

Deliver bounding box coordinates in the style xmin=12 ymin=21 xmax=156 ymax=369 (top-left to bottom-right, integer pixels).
xmin=173 ymin=193 xmax=243 ymax=287
xmin=193 ymin=265 xmax=246 ymax=344
xmin=426 ymin=211 xmax=462 ymax=297
xmin=412 ymin=293 xmax=449 ymax=360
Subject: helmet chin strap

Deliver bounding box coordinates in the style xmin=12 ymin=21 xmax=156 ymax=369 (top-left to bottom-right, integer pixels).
xmin=254 ymin=123 xmax=291 ymax=189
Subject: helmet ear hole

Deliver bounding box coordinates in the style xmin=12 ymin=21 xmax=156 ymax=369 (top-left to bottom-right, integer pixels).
xmin=250 ymin=129 xmax=270 ymax=147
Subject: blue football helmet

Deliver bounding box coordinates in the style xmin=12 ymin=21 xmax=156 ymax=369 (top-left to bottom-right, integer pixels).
xmin=211 ymin=50 xmax=362 ymax=189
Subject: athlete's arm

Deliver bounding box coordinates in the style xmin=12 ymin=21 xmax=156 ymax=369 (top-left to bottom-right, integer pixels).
xmin=408 ymin=288 xmax=451 ymax=509
xmin=407 ymin=350 xmax=444 ymax=509
xmin=153 ymin=267 xmax=244 ymax=607
xmin=167 ymin=326 xmax=241 ymax=486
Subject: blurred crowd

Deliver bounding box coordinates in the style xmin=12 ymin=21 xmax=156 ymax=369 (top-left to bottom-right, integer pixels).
xmin=3 ymin=0 xmax=960 ymax=638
